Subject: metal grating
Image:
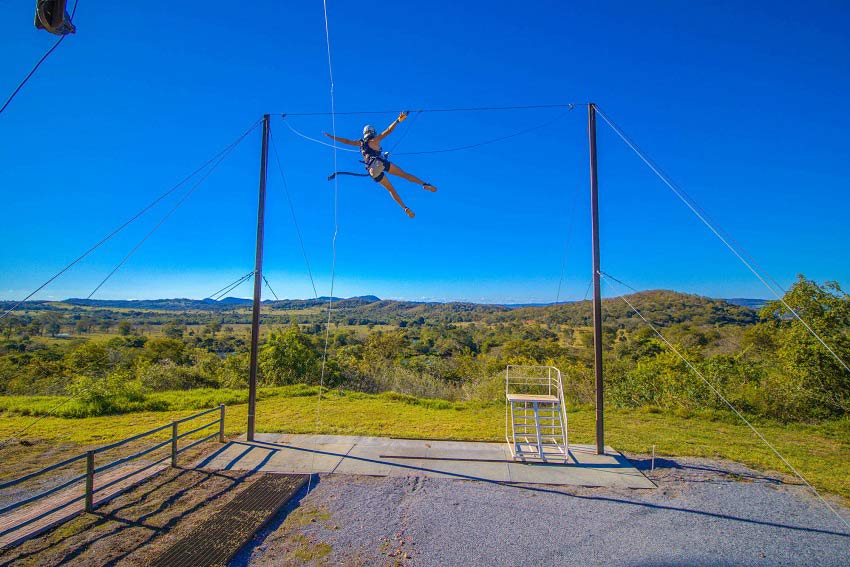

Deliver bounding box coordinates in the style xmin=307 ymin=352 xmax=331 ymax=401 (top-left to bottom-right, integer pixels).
xmin=150 ymin=473 xmax=308 ymax=567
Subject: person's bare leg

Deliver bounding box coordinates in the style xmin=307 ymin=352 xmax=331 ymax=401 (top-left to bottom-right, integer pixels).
xmin=388 ymin=163 xmax=437 ymax=192
xmin=379 ymin=176 xmax=415 ymax=217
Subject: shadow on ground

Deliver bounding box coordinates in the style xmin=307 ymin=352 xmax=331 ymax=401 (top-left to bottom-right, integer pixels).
xmin=0 ymin=465 xmax=294 ymax=567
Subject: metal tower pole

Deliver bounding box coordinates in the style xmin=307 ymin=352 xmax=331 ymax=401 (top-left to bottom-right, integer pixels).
xmin=588 ymin=103 xmax=605 ymax=455
xmin=247 ymin=114 xmax=270 ymax=441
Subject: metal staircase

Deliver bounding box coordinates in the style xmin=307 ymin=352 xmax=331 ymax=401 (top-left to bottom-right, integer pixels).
xmin=505 ymin=365 xmax=570 ymax=463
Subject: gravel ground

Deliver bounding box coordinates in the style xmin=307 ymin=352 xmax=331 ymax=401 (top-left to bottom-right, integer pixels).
xmin=234 ymin=456 xmax=850 ymax=567
xmin=1 ymin=454 xmax=847 ymax=566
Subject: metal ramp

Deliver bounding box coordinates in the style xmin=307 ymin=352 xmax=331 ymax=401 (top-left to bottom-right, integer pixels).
xmin=505 ymin=365 xmax=570 ymax=463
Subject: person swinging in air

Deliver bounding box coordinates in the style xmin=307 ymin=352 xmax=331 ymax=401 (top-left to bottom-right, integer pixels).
xmin=324 ymin=112 xmax=437 ymax=218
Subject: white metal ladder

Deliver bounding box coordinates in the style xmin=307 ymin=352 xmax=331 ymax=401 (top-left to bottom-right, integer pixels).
xmin=505 ymin=365 xmax=569 ymax=463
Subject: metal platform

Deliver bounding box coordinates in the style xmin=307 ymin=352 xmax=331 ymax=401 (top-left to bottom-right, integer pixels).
xmin=197 ymin=435 xmax=655 ymax=489
xmin=506 ymin=365 xmax=569 ymax=462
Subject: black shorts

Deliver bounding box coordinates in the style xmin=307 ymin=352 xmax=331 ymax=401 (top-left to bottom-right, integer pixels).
xmin=368 ymin=159 xmax=391 ymax=183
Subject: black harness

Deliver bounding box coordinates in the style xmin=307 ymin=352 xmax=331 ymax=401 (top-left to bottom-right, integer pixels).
xmin=360 ymin=136 xmax=384 ymax=164
xmin=325 ymin=136 xmax=391 ymax=182
xmin=360 ymin=136 xmax=390 ymax=182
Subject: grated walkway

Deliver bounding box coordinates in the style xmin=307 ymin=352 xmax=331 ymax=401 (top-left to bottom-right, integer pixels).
xmin=150 ymin=473 xmax=307 ymax=567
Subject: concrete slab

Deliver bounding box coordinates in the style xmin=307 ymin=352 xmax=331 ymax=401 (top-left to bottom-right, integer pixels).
xmin=199 ymin=435 xmax=655 ymax=489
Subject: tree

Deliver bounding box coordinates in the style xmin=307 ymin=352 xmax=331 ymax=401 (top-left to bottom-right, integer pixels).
xmin=762 ymin=276 xmax=850 ymax=418
xmin=163 ymin=320 xmax=185 ymax=339
xmin=259 ymin=326 xmax=320 ymax=385
xmin=117 ymin=321 xmax=133 ymax=336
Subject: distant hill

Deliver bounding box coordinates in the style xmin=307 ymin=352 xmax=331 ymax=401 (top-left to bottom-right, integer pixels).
xmin=3 ymin=291 xmax=758 ymax=329
xmin=725 ymin=298 xmax=768 ymax=311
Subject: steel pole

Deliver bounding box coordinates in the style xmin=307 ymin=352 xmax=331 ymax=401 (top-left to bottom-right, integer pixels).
xmin=247 ymin=114 xmax=270 ymax=441
xmin=588 ymin=103 xmax=605 ymax=455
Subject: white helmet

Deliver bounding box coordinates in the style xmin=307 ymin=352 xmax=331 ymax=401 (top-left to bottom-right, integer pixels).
xmin=363 ymin=125 xmax=376 ymax=139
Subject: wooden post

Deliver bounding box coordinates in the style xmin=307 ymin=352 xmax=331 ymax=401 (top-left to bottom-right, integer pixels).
xmin=247 ymin=114 xmax=270 ymax=442
xmin=85 ymin=450 xmax=94 ymax=513
xmin=588 ymin=103 xmax=605 ymax=455
xmin=219 ymin=404 xmax=226 ymax=443
xmin=171 ymin=422 xmax=178 ymax=467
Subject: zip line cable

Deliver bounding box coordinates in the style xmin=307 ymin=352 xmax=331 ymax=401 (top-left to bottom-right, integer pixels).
xmin=594 ymin=106 xmax=850 ymax=387
xmin=282 ymin=102 xmax=583 ymax=117
xmin=212 ymin=274 xmax=252 ymax=300
xmin=0 ymin=0 xmax=80 ymax=116
xmin=281 ymin=108 xmax=573 ymax=157
xmin=395 ymin=109 xmax=572 ymax=156
xmin=1 ymin=36 xmax=66 ymax=116
xmin=263 ymin=275 xmax=280 ymax=301
xmin=269 ymin=127 xmax=320 ymax=299
xmin=0 ymin=119 xmax=262 ymax=323
xmin=86 ymin=124 xmax=256 ymax=299
xmin=594 ymin=107 xmax=787 ymax=297
xmin=205 ymin=271 xmax=254 ymax=301
xmin=600 ymin=271 xmax=850 ymax=533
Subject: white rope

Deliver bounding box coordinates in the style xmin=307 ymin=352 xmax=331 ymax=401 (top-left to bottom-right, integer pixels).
xmin=601 ymin=272 xmax=850 ymax=532
xmin=594 ymin=106 xmax=850 ymax=394
xmin=307 ymin=0 xmax=340 ymax=494
xmin=555 ymin=184 xmax=581 ymax=303
xmin=280 ymin=116 xmax=359 ymax=153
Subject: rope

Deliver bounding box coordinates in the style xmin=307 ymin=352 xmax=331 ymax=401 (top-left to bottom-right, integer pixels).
xmin=86 ymin=124 xmax=255 ymax=299
xmin=555 ymin=185 xmax=581 ymax=303
xmin=282 ymin=103 xmax=583 ymax=117
xmin=600 ymin=271 xmax=850 ymax=533
xmin=0 ymin=119 xmax=262 ymax=323
xmin=205 ymin=271 xmax=254 ymax=301
xmin=308 ymin=0 xmax=341 ymax=495
xmin=269 ymin=129 xmax=319 ymax=299
xmin=280 ymin=117 xmax=359 ymax=153
xmin=595 ymin=106 xmax=850 ymax=389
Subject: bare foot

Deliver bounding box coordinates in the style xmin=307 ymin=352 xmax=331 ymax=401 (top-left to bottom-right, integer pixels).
xmin=423 ymin=184 xmax=437 ymax=192
xmin=404 ymin=207 xmax=415 ymax=218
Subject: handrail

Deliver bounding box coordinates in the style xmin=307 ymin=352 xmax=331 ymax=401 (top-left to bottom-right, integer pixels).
xmin=0 ymin=452 xmax=87 ymax=491
xmin=0 ymin=404 xmax=226 ymax=518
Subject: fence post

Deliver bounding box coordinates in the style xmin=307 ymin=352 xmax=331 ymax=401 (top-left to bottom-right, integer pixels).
xmin=85 ymin=450 xmax=95 ymax=513
xmin=219 ymin=404 xmax=225 ymax=443
xmin=171 ymin=422 xmax=178 ymax=467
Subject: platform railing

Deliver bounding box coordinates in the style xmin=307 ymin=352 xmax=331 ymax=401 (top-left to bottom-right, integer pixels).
xmin=0 ymin=404 xmax=225 ymax=524
xmin=505 ymin=365 xmax=569 ymax=459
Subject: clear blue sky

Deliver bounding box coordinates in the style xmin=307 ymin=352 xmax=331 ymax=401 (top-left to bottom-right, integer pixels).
xmin=1 ymin=1 xmax=848 ymax=303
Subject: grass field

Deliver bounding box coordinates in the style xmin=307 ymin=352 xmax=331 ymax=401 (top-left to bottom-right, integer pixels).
xmin=0 ymin=387 xmax=848 ymax=504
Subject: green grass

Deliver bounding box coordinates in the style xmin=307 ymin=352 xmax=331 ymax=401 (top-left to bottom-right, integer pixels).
xmin=0 ymin=388 xmax=848 ymax=504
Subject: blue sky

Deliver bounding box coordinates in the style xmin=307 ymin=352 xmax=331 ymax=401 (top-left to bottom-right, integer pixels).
xmin=1 ymin=1 xmax=848 ymax=303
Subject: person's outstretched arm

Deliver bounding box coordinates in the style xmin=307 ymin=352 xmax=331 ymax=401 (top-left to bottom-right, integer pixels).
xmin=323 ymin=132 xmax=361 ymax=146
xmin=376 ymin=111 xmax=408 ymax=142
